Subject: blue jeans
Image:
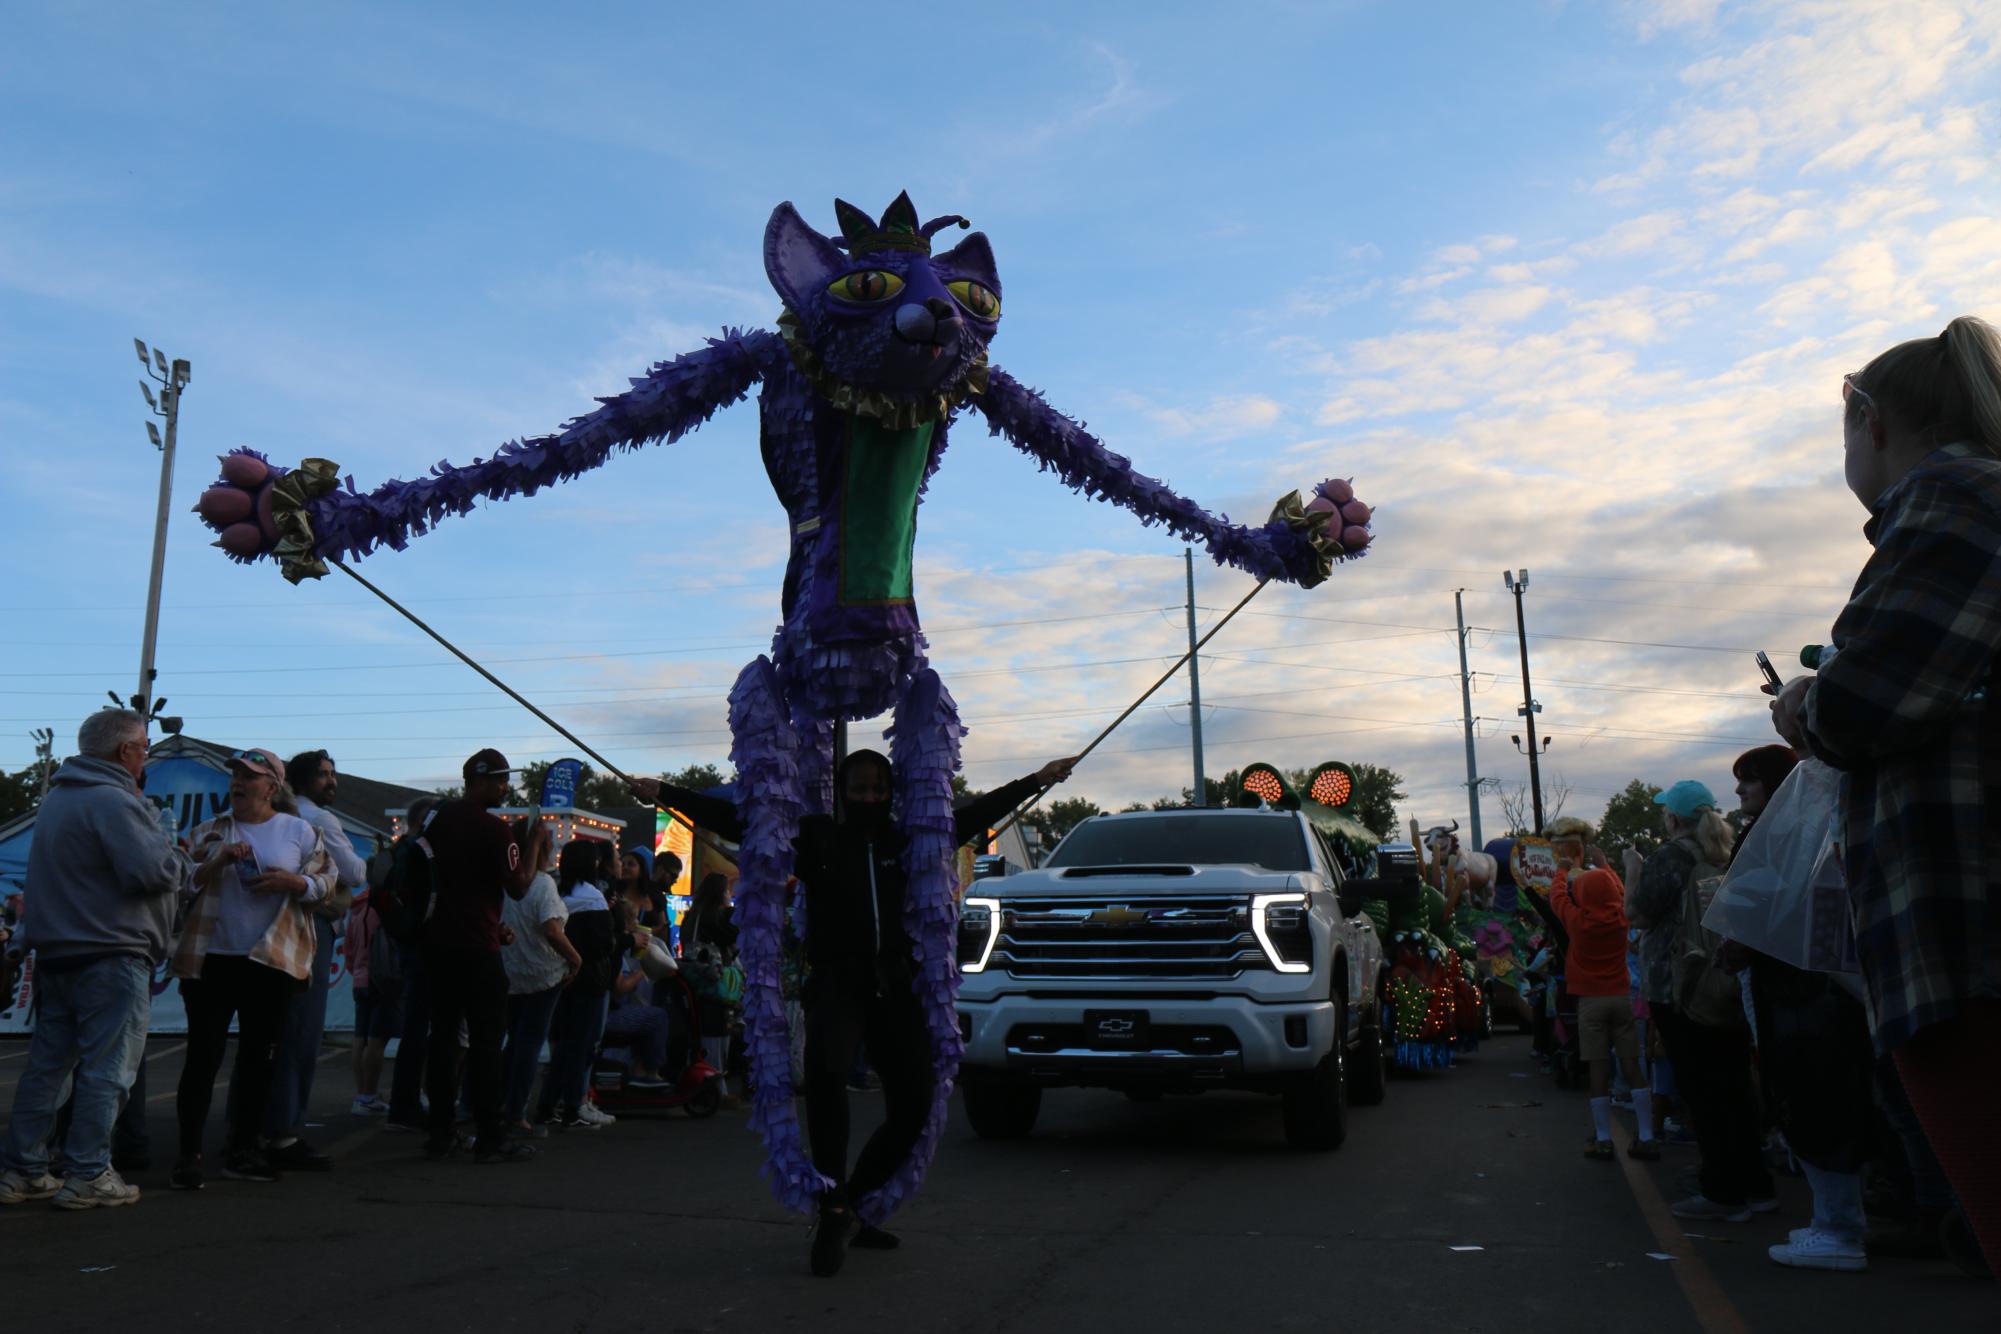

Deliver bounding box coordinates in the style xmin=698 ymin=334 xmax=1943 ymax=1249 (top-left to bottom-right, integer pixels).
xmin=2 ymin=956 xmax=151 ymax=1180
xmin=257 ymin=915 xmax=334 ymax=1139
xmin=501 ymin=985 xmax=563 ymax=1125
xmin=537 ymin=989 xmax=608 ymax=1121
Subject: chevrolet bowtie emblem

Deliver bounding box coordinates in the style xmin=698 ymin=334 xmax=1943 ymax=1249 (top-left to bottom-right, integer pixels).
xmin=1086 ymin=905 xmax=1148 ymax=928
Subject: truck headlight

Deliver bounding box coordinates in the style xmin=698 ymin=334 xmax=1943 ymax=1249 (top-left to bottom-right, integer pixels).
xmin=1254 ymin=893 xmax=1312 ymax=973
xmin=959 ymin=897 xmax=1002 ymax=973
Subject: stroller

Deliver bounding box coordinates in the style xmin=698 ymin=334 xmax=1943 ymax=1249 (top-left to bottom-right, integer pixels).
xmin=591 ymin=944 xmax=724 ymax=1118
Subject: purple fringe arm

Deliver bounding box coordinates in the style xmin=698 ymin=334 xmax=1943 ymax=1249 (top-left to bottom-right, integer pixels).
xmin=726 ymin=656 xmax=832 ymax=1213
xmin=973 ymin=366 xmax=1343 ymax=586
xmin=858 ymin=667 xmax=967 ymax=1226
xmin=304 ymin=329 xmax=787 ymax=563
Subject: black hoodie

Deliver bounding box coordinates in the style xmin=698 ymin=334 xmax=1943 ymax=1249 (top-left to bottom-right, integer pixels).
xmin=650 ymin=770 xmax=1039 ymax=989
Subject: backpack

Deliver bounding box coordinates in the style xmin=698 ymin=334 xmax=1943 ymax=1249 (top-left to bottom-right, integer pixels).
xmin=365 ymin=832 xmax=437 ymax=946
xmin=681 ymin=908 xmax=743 ymax=1007
xmin=1670 ymin=838 xmax=1744 ymax=1029
xmin=365 ymin=898 xmax=405 ymax=998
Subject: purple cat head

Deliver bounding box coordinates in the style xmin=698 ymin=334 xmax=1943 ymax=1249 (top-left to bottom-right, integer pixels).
xmin=765 ymin=191 xmax=1000 ymax=403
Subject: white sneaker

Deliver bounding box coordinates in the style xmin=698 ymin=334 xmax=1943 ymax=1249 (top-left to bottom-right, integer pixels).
xmin=351 ymin=1096 xmax=389 ymax=1117
xmin=0 ymin=1168 xmax=64 ymax=1205
xmin=577 ymin=1102 xmax=615 ymax=1127
xmin=51 ymin=1167 xmax=140 ymax=1211
xmin=1769 ymin=1226 xmax=1866 ymax=1272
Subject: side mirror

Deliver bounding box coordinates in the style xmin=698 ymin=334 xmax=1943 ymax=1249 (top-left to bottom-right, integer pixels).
xmin=1337 ymin=888 xmax=1364 ymax=918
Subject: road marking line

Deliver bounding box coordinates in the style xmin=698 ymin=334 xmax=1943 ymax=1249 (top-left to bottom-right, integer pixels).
xmin=1613 ymin=1125 xmax=1751 ymax=1334
xmin=0 ymin=1046 xmax=29 ymax=1063
xmin=145 ymin=1042 xmax=187 ymax=1064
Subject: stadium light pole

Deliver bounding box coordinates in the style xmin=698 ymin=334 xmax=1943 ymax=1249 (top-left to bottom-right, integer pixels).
xmin=134 ymin=339 xmax=190 ymax=734
xmin=1502 ymin=568 xmax=1545 ymax=833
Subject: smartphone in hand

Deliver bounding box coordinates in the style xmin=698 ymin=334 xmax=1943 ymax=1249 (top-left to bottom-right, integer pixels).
xmin=1755 ymin=650 xmax=1783 ymax=693
xmin=236 ymin=848 xmax=263 ymax=886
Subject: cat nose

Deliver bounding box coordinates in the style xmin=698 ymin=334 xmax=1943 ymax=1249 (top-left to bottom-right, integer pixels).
xmin=925 ymin=297 xmax=954 ymax=321
xmin=893 ymin=302 xmax=936 ymax=343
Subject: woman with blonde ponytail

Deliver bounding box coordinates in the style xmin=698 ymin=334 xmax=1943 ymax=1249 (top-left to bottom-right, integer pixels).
xmin=1770 ymin=314 xmax=2001 ymax=1278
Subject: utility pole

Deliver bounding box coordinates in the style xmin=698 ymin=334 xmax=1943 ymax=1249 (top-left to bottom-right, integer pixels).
xmin=1184 ymin=548 xmax=1206 ymax=807
xmin=1453 ymin=591 xmax=1483 ymax=847
xmin=134 ymin=339 xmax=191 ymax=734
xmin=30 ymin=728 xmax=55 ymax=805
xmin=1502 ymin=568 xmax=1546 ymax=833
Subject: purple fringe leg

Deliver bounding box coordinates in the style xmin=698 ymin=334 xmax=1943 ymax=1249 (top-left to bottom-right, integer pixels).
xmin=727 ymin=656 xmax=830 ymax=1212
xmin=856 ymin=667 xmax=967 ymax=1225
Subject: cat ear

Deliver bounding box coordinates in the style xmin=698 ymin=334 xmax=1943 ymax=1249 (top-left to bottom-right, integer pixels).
xmin=934 ymin=231 xmax=1001 ymax=296
xmin=832 ymin=198 xmax=876 ymax=249
xmin=878 ymin=191 xmax=920 ymax=236
xmin=765 ymin=202 xmax=846 ymax=311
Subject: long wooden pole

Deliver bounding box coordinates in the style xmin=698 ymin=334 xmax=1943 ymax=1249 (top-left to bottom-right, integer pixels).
xmin=988 ymin=577 xmax=1271 ymax=844
xmin=330 ymin=557 xmax=696 ymax=832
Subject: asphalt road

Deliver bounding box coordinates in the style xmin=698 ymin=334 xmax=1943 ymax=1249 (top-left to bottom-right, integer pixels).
xmin=0 ymin=1033 xmax=1991 ymax=1332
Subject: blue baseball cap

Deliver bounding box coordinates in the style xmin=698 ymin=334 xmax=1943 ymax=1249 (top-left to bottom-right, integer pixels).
xmin=1654 ymin=780 xmax=1718 ymax=819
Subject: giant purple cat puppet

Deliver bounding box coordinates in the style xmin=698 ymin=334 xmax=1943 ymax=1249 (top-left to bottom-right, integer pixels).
xmin=198 ymin=193 xmax=1373 ymax=1221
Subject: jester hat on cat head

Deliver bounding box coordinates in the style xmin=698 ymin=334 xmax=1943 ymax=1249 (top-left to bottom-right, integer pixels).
xmin=765 ymin=191 xmax=1000 ymax=417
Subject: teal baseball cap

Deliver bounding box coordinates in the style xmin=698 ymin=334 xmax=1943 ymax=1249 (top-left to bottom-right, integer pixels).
xmin=1654 ymin=780 xmax=1718 ymax=819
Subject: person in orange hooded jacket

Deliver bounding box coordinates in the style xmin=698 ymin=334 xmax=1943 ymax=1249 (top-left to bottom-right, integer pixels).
xmin=1551 ymin=856 xmax=1661 ymax=1162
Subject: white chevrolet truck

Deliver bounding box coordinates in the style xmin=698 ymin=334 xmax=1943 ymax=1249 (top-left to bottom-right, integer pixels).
xmin=955 ymin=806 xmax=1394 ymax=1150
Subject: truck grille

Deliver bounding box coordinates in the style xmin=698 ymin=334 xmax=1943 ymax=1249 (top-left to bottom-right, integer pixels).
xmin=989 ymin=896 xmax=1265 ymax=980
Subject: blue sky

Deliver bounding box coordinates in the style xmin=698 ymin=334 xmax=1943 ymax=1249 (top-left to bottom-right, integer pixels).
xmin=4 ymin=1 xmax=1999 ymax=831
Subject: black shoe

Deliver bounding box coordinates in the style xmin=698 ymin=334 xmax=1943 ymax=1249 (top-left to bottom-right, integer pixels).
xmin=811 ymin=1206 xmax=856 ymax=1277
xmin=268 ymin=1139 xmax=332 ymax=1172
xmin=473 ymin=1141 xmax=537 ymax=1166
xmin=221 ymin=1148 xmax=280 ymax=1183
xmin=422 ymin=1133 xmax=467 ymax=1162
xmin=853 ymin=1224 xmax=900 ymax=1251
xmin=169 ymin=1155 xmax=204 ymax=1191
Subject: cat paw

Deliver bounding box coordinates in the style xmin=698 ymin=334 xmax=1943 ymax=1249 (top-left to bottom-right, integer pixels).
xmin=193 ymin=449 xmax=283 ymax=561
xmin=1302 ymin=477 xmax=1373 ymax=553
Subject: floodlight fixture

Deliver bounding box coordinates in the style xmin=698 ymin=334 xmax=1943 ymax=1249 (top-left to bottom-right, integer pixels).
xmin=134 ymin=337 xmax=150 ymax=366
xmin=145 ymin=420 xmax=162 ymax=447
xmin=140 ymin=380 xmax=157 ymax=409
xmin=153 ymin=348 xmax=168 ymax=375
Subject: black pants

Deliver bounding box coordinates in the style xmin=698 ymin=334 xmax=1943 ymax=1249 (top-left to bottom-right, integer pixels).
xmin=1750 ymin=957 xmax=1873 ymax=1174
xmin=387 ymin=941 xmax=431 ymax=1122
xmin=803 ymin=976 xmax=934 ymax=1209
xmin=423 ymin=946 xmax=508 ymax=1153
xmin=1654 ymin=1004 xmax=1774 ymax=1206
xmin=177 ymin=954 xmax=294 ymax=1157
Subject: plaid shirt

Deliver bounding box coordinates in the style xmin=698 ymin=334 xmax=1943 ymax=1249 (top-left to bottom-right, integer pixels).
xmin=170 ymin=811 xmax=337 ymax=983
xmin=1803 ymin=442 xmax=2001 ymax=1051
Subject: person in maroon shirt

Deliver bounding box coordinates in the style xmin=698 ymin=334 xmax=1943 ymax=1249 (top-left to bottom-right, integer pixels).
xmin=422 ymin=749 xmax=549 ymax=1164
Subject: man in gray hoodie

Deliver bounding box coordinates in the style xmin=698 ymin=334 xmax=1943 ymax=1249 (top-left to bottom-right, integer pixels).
xmin=0 ymin=709 xmax=191 ymax=1210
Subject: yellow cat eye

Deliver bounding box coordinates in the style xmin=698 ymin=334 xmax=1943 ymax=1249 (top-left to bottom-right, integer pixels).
xmin=828 ymin=270 xmax=904 ymax=304
xmin=948 ymin=279 xmax=1000 ymax=320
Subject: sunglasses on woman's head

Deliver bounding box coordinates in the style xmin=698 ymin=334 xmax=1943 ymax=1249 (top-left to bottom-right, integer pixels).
xmin=1842 ymin=373 xmax=1877 ymax=414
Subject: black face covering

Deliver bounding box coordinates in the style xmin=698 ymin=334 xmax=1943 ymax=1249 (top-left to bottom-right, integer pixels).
xmin=845 ymin=800 xmax=892 ymax=834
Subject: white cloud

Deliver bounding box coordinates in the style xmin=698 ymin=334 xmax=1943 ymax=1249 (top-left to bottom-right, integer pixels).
xmin=1143 ymin=394 xmax=1283 ymax=440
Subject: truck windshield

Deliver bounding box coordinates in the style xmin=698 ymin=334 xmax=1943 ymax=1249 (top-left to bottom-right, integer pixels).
xmin=1046 ymin=814 xmax=1310 ymax=871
